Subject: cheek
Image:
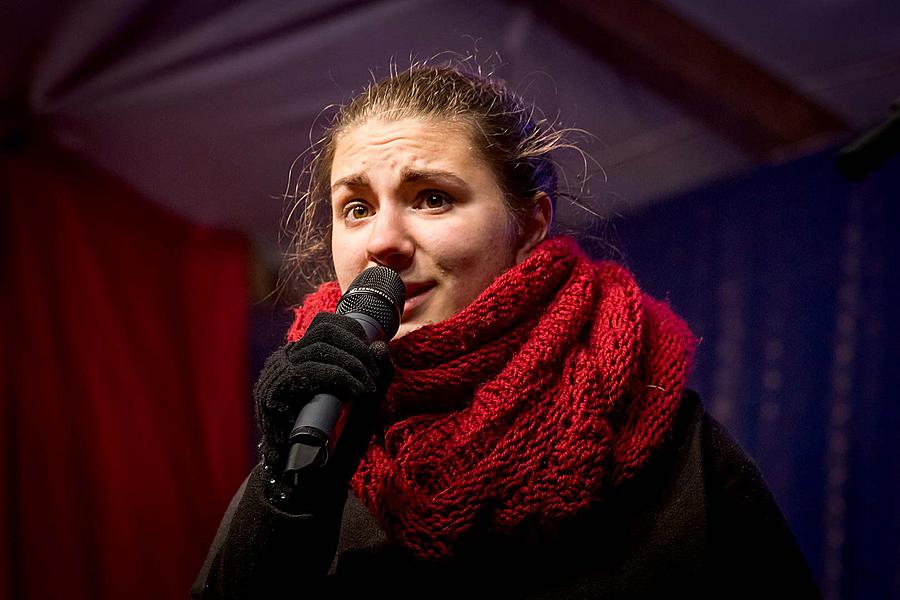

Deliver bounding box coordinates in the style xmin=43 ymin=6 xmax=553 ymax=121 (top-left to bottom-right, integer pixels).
xmin=432 ymin=219 xmax=517 ymax=301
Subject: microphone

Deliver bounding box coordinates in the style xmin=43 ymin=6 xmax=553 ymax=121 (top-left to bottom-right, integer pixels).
xmin=284 ymin=266 xmax=405 ymax=479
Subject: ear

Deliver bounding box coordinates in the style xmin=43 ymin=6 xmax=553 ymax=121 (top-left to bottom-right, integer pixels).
xmin=515 ymin=192 xmax=554 ymax=263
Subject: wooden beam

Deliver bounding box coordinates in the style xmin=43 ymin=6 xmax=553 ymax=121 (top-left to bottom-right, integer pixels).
xmin=529 ymin=0 xmax=847 ymax=157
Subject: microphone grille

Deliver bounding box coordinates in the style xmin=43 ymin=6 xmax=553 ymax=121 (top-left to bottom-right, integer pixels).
xmin=336 ymin=266 xmax=406 ymax=340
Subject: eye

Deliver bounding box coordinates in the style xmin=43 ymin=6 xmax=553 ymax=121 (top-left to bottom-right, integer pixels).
xmin=343 ymin=202 xmax=372 ymax=221
xmin=417 ymin=190 xmax=453 ymax=211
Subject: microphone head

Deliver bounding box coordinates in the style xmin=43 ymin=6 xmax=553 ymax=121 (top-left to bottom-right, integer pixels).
xmin=336 ymin=266 xmax=406 ymax=340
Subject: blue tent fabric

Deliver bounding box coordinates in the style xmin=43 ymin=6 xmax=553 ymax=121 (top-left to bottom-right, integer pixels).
xmin=615 ymin=147 xmax=900 ymax=599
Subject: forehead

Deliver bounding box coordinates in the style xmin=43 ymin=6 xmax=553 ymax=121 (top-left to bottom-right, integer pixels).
xmin=330 ymin=118 xmax=489 ymax=183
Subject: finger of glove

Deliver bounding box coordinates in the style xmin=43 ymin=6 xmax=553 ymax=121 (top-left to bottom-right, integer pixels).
xmin=253 ymin=348 xmax=300 ymax=436
xmin=308 ymin=311 xmax=367 ymax=337
xmin=286 ymin=320 xmax=369 ymax=364
xmin=284 ymin=341 xmax=376 ymax=394
xmin=254 ymin=337 xmax=377 ymax=430
xmin=253 ymin=348 xmax=325 ymax=441
xmin=255 ymin=359 xmax=374 ymax=464
xmin=367 ymin=341 xmax=394 ymax=391
xmin=305 ymin=312 xmax=366 ymax=343
xmin=255 ymin=356 xmax=374 ymax=438
xmin=289 ymin=360 xmax=377 ymax=401
xmin=254 ymin=358 xmax=303 ymax=458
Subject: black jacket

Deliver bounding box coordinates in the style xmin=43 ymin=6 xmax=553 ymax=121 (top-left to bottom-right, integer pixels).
xmin=193 ymin=392 xmax=820 ymax=598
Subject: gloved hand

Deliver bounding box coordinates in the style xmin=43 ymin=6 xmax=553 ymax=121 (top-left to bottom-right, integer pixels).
xmin=253 ymin=312 xmax=393 ymax=510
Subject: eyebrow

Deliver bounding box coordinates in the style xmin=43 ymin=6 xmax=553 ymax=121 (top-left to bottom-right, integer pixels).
xmin=331 ymin=173 xmax=370 ymax=190
xmin=331 ymin=168 xmax=470 ymax=192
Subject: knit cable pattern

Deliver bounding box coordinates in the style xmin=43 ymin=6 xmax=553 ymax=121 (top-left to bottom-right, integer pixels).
xmin=286 ymin=237 xmax=696 ymax=559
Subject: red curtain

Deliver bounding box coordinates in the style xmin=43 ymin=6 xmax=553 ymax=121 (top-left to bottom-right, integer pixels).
xmin=1 ymin=147 xmax=251 ymax=599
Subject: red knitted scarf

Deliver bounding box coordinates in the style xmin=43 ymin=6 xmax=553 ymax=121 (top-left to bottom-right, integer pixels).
xmin=287 ymin=237 xmax=696 ymax=560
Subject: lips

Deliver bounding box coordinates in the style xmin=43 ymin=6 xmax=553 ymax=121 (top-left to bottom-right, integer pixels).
xmin=401 ymin=281 xmax=437 ymax=317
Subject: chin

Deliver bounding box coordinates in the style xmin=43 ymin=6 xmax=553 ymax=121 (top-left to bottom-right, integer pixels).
xmin=394 ymin=323 xmax=415 ymax=339
xmin=395 ymin=320 xmax=430 ymax=339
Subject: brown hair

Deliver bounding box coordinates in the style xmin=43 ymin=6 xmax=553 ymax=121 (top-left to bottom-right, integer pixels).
xmin=282 ymin=61 xmax=587 ymax=295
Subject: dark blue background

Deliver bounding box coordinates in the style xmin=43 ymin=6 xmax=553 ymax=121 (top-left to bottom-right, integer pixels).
xmin=616 ymin=147 xmax=899 ymax=599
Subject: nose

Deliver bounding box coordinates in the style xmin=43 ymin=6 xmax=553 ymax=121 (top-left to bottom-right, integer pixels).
xmin=365 ymin=203 xmax=414 ymax=272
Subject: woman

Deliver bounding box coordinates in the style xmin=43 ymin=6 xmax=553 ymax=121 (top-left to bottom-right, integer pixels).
xmin=194 ymin=64 xmax=819 ymax=598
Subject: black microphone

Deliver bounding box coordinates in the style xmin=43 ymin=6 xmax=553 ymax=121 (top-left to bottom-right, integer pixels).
xmin=284 ymin=266 xmax=405 ymax=479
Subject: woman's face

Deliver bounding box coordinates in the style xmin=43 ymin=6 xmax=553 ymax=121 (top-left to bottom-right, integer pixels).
xmin=330 ymin=117 xmax=529 ymax=338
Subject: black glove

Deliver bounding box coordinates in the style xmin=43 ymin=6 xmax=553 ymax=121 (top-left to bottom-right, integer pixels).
xmin=253 ymin=312 xmax=393 ymax=510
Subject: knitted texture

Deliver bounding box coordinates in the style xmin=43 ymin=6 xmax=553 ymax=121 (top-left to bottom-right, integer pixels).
xmin=286 ymin=237 xmax=697 ymax=560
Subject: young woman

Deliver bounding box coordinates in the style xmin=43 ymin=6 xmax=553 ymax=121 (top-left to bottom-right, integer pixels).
xmin=193 ymin=64 xmax=819 ymax=599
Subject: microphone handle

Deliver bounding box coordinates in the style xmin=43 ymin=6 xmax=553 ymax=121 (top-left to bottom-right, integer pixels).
xmin=284 ymin=393 xmax=342 ymax=476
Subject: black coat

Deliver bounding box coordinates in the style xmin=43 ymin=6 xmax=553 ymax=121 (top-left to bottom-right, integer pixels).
xmin=193 ymin=392 xmax=820 ymax=598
